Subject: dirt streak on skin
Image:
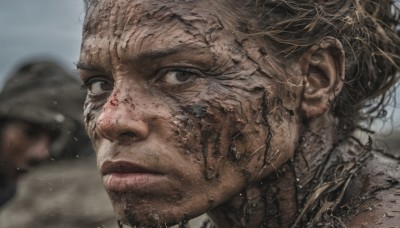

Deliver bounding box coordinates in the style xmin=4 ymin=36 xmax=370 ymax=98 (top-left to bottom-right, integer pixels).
xmin=82 ymin=0 xmax=283 ymax=179
xmin=79 ymin=0 xmax=400 ymax=227
xmin=80 ymin=0 xmax=302 ymax=227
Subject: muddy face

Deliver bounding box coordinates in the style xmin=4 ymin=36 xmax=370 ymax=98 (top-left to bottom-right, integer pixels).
xmin=79 ymin=0 xmax=302 ymax=226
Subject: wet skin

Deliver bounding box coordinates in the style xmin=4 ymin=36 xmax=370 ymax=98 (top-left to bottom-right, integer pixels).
xmin=0 ymin=120 xmax=51 ymax=181
xmin=79 ymin=0 xmax=303 ymax=226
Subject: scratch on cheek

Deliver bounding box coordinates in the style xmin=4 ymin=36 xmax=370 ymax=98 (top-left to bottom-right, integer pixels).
xmin=110 ymin=98 xmax=119 ymax=106
xmin=106 ymin=90 xmax=121 ymax=107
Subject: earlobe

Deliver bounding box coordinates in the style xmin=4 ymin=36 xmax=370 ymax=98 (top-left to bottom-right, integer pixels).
xmin=299 ymin=37 xmax=345 ymax=118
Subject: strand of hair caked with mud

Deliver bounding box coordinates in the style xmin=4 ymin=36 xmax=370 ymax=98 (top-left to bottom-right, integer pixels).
xmin=226 ymin=1 xmax=400 ymax=226
xmin=232 ymin=0 xmax=400 ymax=138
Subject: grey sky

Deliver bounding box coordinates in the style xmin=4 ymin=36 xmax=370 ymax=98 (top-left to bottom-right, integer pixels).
xmin=0 ymin=0 xmax=84 ymax=86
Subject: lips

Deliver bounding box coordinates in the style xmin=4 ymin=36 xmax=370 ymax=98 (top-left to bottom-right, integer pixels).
xmin=101 ymin=160 xmax=160 ymax=175
xmin=101 ymin=160 xmax=164 ymax=192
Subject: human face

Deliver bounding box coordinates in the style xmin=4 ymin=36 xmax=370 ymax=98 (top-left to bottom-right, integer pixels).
xmin=0 ymin=120 xmax=51 ymax=181
xmin=79 ymin=0 xmax=302 ymax=226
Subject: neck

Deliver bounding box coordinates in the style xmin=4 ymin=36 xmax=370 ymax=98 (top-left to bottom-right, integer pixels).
xmin=208 ymin=113 xmax=338 ymax=228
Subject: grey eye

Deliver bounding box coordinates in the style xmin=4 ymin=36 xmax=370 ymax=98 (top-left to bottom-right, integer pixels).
xmin=161 ymin=70 xmax=194 ymax=85
xmin=86 ymin=78 xmax=113 ymax=95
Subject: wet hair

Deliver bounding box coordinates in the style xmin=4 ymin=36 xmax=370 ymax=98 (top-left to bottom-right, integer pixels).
xmin=230 ymin=0 xmax=400 ymax=137
xmin=83 ymin=0 xmax=400 ymax=136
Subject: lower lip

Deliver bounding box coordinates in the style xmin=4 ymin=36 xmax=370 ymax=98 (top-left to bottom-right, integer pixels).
xmin=103 ymin=173 xmax=164 ymax=192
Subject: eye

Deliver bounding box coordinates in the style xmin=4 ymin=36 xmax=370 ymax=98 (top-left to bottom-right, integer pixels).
xmin=160 ymin=70 xmax=196 ymax=85
xmin=21 ymin=123 xmax=43 ymax=138
xmin=83 ymin=78 xmax=114 ymax=96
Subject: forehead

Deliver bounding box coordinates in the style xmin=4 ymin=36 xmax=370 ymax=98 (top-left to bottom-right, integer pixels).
xmin=83 ymin=0 xmax=235 ymax=38
xmin=81 ymin=0 xmax=242 ymax=70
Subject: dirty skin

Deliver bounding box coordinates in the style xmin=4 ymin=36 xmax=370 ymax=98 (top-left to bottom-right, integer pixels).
xmin=80 ymin=0 xmax=301 ymax=227
xmin=79 ymin=0 xmax=400 ymax=227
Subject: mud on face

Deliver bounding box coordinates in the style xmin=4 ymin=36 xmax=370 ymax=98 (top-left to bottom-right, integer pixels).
xmin=79 ymin=0 xmax=302 ymax=226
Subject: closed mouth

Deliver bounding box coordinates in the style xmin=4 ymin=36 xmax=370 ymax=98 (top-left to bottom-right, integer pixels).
xmin=101 ymin=160 xmax=165 ymax=192
xmin=101 ymin=160 xmax=161 ymax=176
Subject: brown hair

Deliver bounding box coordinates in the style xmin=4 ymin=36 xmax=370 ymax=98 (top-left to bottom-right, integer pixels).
xmin=231 ymin=0 xmax=400 ymax=136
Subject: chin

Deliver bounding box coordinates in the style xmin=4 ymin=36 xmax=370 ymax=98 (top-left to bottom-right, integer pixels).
xmin=108 ymin=191 xmax=204 ymax=227
xmin=116 ymin=209 xmax=174 ymax=227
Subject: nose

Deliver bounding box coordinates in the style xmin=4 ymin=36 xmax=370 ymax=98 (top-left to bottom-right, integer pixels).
xmin=97 ymin=92 xmax=150 ymax=143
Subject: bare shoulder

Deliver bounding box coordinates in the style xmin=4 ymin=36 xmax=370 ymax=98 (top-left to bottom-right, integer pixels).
xmin=343 ymin=151 xmax=400 ymax=227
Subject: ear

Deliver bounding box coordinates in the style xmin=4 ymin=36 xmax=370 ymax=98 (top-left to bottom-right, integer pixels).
xmin=299 ymin=37 xmax=345 ymax=118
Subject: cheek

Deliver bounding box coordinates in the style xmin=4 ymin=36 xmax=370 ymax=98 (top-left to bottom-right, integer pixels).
xmin=83 ymin=96 xmax=104 ymax=150
xmin=171 ymin=85 xmax=272 ymax=183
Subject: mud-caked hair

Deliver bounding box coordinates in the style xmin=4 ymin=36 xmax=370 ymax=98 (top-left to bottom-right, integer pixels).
xmin=232 ymin=0 xmax=400 ymax=136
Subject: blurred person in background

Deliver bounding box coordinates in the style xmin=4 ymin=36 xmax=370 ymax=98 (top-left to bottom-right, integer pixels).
xmin=0 ymin=60 xmax=90 ymax=207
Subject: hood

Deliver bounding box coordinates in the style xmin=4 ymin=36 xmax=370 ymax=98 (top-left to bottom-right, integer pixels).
xmin=0 ymin=60 xmax=92 ymax=158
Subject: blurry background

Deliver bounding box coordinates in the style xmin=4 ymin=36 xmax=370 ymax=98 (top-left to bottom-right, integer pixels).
xmin=0 ymin=1 xmax=117 ymax=227
xmin=0 ymin=0 xmax=399 ymax=227
xmin=0 ymin=0 xmax=84 ymax=87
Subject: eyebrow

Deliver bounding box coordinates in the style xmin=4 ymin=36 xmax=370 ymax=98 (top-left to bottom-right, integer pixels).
xmin=77 ymin=44 xmax=211 ymax=71
xmin=131 ymin=44 xmax=210 ymax=64
xmin=137 ymin=47 xmax=183 ymax=60
xmin=76 ymin=61 xmax=113 ymax=75
xmin=76 ymin=62 xmax=98 ymax=71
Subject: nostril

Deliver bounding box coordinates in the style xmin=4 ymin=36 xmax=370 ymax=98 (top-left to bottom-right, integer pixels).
xmin=118 ymin=131 xmax=146 ymax=144
xmin=97 ymin=109 xmax=150 ymax=142
xmin=120 ymin=132 xmax=137 ymax=138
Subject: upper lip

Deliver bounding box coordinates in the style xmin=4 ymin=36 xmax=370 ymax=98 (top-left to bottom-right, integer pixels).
xmin=101 ymin=160 xmax=160 ymax=176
